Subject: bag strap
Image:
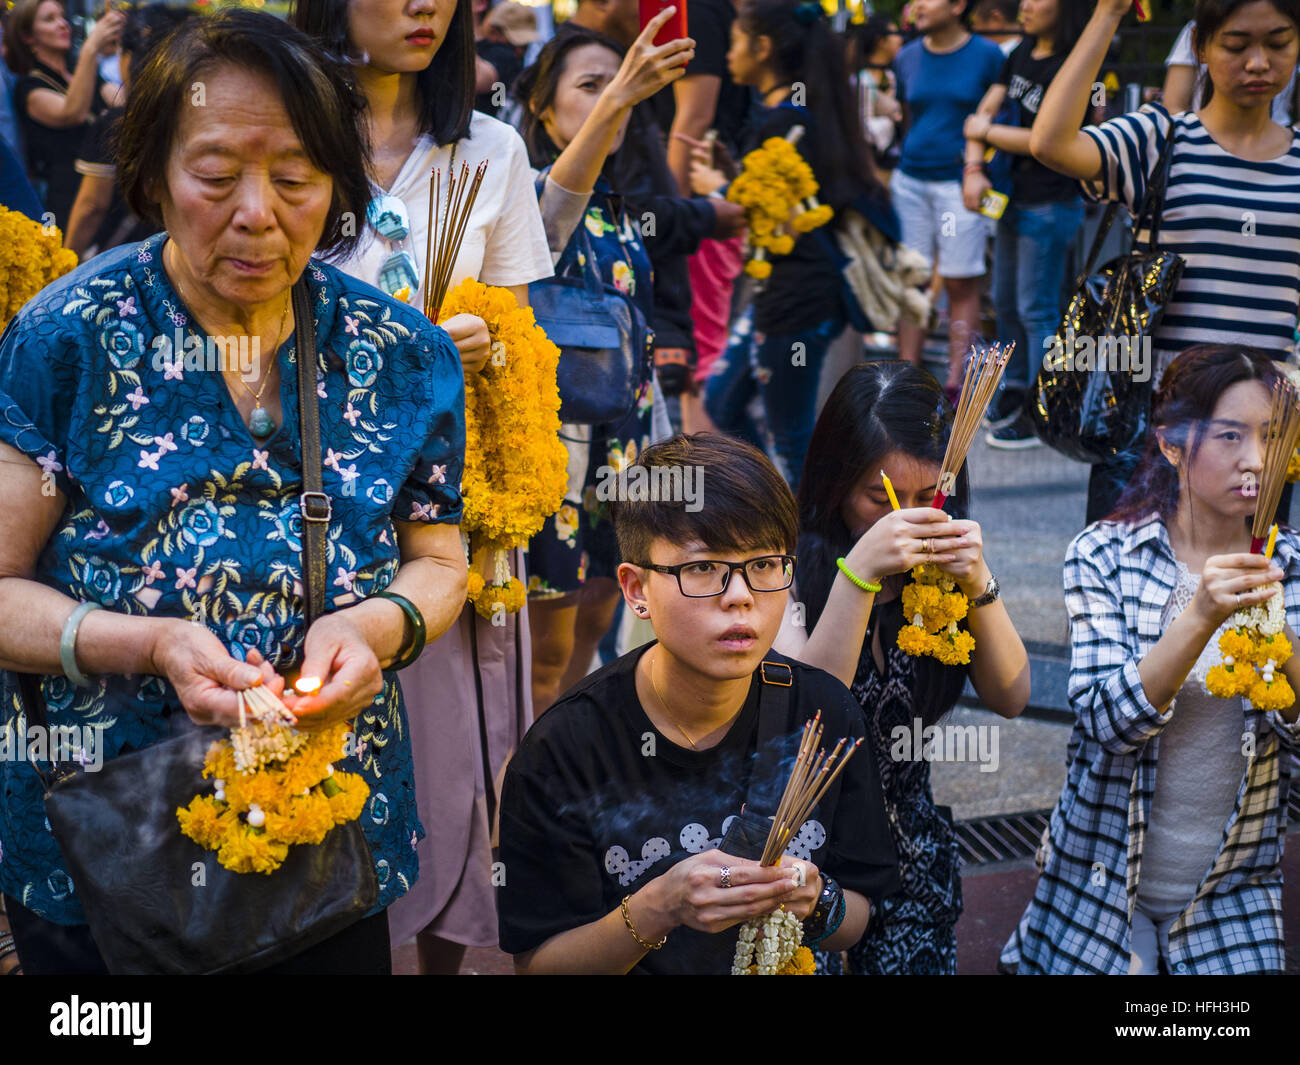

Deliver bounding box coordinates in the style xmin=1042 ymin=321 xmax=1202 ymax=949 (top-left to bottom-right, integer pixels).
xmin=742 ymin=659 xmax=796 ymax=815
xmin=1129 ymin=113 xmax=1178 ymax=254
xmin=293 ymin=278 xmax=330 ymax=630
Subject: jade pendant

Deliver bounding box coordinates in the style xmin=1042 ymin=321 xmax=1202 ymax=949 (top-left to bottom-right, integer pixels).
xmin=249 ymin=405 xmax=275 ymax=439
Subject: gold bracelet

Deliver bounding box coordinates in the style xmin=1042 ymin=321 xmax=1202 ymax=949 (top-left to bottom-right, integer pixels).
xmin=621 ymin=895 xmax=666 ymax=951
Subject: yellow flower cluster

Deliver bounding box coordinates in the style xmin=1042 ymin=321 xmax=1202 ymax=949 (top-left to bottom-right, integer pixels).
xmin=738 ymin=946 xmax=816 ymax=976
xmin=438 ymin=278 xmax=568 ymax=549
xmin=727 ymin=136 xmax=833 ymax=280
xmin=898 ymin=563 xmax=975 ymax=666
xmin=466 ymin=567 xmax=527 ymax=619
xmin=1205 ymin=626 xmax=1295 ymax=712
xmin=176 ymin=720 xmax=369 ymax=875
xmin=0 ymin=206 xmax=77 ymax=329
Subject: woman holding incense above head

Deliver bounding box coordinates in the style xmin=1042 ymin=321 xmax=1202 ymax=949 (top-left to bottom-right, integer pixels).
xmin=496 ymin=433 xmax=901 ymax=974
xmin=0 ymin=11 xmax=468 ymax=974
xmin=1029 ymin=0 xmax=1300 ymax=523
xmin=292 ymin=0 xmax=555 ymax=975
xmin=515 ymin=17 xmax=696 ymax=715
xmin=774 ymin=360 xmax=1029 ymax=974
xmin=1003 ymin=345 xmax=1300 ymax=976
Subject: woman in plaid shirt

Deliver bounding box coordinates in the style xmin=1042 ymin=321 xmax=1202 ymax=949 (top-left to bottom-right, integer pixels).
xmin=1003 ymin=345 xmax=1300 ymax=975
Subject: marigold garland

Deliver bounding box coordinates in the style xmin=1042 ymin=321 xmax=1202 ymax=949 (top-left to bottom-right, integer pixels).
xmin=1204 ymin=582 xmax=1294 ymax=711
xmin=436 ymin=278 xmax=567 ymax=614
xmin=1287 ymin=447 xmax=1300 ymax=483
xmin=898 ymin=563 xmax=975 ymax=666
xmin=177 ymin=719 xmax=369 ymax=875
xmin=727 ymin=134 xmax=833 ymax=280
xmin=0 ymin=205 xmax=78 ymax=329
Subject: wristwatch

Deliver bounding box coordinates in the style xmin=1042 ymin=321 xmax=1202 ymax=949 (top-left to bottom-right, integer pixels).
xmin=970 ymin=574 xmax=1000 ymax=608
xmin=802 ymin=874 xmax=845 ymax=945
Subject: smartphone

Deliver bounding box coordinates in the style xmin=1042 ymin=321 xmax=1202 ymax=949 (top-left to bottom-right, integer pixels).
xmin=639 ymin=0 xmax=688 ymax=47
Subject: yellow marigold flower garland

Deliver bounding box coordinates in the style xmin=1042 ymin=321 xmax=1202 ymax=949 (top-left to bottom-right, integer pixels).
xmin=898 ymin=563 xmax=975 ymax=666
xmin=727 ymin=134 xmax=833 ymax=280
xmin=1204 ymin=580 xmax=1294 ymax=712
xmin=0 ymin=206 xmax=78 ymax=329
xmin=176 ymin=720 xmax=369 ymax=875
xmin=436 ymin=278 xmax=567 ymax=613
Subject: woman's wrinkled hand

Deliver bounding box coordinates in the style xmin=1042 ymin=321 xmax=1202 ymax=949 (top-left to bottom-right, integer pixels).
xmin=148 ymin=619 xmax=282 ymax=728
xmin=279 ymin=612 xmax=384 ymax=730
xmin=441 ymin=313 xmax=491 ymax=374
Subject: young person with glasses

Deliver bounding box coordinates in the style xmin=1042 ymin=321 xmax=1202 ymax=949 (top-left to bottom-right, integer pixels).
xmin=496 ymin=433 xmax=901 ymax=974
xmin=774 ymin=361 xmax=1029 ymax=973
xmin=293 ymin=0 xmax=553 ymax=977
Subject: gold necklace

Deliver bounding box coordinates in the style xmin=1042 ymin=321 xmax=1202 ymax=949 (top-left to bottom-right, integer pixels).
xmin=223 ymin=295 xmax=291 ymax=440
xmin=650 ymin=648 xmax=699 ymax=750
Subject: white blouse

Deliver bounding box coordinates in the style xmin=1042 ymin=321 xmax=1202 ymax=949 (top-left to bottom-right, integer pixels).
xmin=329 ymin=110 xmax=553 ymax=299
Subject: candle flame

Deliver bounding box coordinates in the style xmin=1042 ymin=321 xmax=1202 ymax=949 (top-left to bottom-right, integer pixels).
xmin=294 ymin=676 xmax=322 ymax=694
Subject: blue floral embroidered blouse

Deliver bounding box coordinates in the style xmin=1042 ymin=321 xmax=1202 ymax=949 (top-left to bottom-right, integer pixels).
xmin=0 ymin=232 xmax=465 ymax=923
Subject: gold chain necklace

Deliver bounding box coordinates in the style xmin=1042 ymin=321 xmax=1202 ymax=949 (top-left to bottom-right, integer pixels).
xmin=650 ymin=648 xmax=699 ymax=751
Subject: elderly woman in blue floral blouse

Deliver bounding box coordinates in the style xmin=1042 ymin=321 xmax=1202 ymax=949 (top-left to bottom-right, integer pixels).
xmin=0 ymin=11 xmax=468 ymax=975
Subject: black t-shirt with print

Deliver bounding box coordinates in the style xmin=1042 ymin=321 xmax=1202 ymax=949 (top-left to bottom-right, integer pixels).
xmin=995 ymin=39 xmax=1080 ymax=205
xmin=497 ymin=645 xmax=901 ymax=974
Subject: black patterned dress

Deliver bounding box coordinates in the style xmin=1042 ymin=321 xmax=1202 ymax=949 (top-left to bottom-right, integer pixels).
xmin=818 ymin=623 xmax=964 ymax=974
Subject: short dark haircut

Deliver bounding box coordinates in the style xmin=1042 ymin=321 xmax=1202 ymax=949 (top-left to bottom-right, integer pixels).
xmin=1110 ymin=344 xmax=1286 ymax=528
xmin=116 ymin=9 xmax=369 ymax=259
xmin=292 ymin=0 xmax=476 ymax=148
xmin=972 ymin=0 xmax=1019 ymax=24
xmin=613 ymin=433 xmax=799 ymax=564
xmin=121 ymin=3 xmax=194 ymax=64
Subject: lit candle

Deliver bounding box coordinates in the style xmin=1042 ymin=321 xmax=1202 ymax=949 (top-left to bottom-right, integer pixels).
xmin=294 ymin=676 xmax=322 ymax=695
xmin=880 ymin=470 xmax=901 ymax=512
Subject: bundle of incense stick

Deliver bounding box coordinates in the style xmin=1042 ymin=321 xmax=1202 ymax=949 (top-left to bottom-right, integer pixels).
xmin=231 ymin=682 xmax=307 ymax=773
xmin=760 ymin=711 xmax=862 ymax=866
xmin=1250 ymin=378 xmax=1300 ymax=553
xmin=931 ymin=342 xmax=1015 ymax=510
xmin=422 ymin=159 xmax=489 ymax=323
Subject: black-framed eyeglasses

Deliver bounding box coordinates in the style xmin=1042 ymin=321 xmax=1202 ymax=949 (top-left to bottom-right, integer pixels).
xmin=634 ymin=555 xmax=797 ymax=598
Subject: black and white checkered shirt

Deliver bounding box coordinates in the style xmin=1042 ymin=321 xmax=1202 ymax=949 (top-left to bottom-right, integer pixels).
xmin=1002 ymin=515 xmax=1300 ymax=974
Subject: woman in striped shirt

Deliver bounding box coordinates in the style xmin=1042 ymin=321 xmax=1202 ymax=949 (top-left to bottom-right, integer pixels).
xmin=1030 ymin=0 xmax=1300 ymax=522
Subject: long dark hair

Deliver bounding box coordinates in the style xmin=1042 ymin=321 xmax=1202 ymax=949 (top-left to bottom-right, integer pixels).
xmin=1108 ymin=344 xmax=1286 ymax=529
xmin=1046 ymin=1 xmax=1089 ymax=55
xmin=292 ymin=0 xmax=476 ymax=146
xmin=1192 ymin=0 xmax=1300 ymax=108
xmin=516 ymin=27 xmax=624 ymax=170
xmin=736 ymin=0 xmax=882 ymax=211
xmin=796 ymin=361 xmax=970 ymax=727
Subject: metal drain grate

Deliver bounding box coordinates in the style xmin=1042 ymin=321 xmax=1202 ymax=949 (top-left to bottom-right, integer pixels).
xmin=958 ymin=759 xmax=1300 ymax=867
xmin=955 ymin=811 xmax=1049 ymax=866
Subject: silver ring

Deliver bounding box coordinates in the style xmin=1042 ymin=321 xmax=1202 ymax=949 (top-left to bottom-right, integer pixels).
xmin=719 ymin=866 xmax=732 ymax=889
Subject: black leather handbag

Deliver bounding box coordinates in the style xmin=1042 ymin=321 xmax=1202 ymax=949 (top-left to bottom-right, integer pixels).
xmin=529 ymin=222 xmax=653 ymax=426
xmin=22 ymin=278 xmax=378 ymax=974
xmin=1027 ymin=117 xmax=1185 ymax=464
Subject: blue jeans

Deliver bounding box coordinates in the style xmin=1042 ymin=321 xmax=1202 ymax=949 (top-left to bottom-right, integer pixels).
xmin=704 ymin=309 xmax=842 ymax=490
xmin=994 ymin=199 xmax=1085 ymax=397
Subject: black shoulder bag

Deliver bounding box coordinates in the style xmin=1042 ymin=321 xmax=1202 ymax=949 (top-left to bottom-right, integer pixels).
xmin=21 ymin=278 xmax=377 ymax=974
xmin=1028 ymin=117 xmax=1185 ymax=464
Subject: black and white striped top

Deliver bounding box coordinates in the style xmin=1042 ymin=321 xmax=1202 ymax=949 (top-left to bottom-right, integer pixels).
xmin=1082 ymin=104 xmax=1300 ymax=375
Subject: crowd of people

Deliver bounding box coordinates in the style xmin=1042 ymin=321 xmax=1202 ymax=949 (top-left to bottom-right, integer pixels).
xmin=0 ymin=0 xmax=1297 ymax=978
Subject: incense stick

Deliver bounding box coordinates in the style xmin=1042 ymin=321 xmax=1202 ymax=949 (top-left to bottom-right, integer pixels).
xmin=1251 ymin=378 xmax=1300 ymax=552
xmin=422 ymin=159 xmax=488 ymax=323
xmin=932 ymin=342 xmax=1015 ymax=509
xmin=760 ymin=719 xmax=860 ymax=866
